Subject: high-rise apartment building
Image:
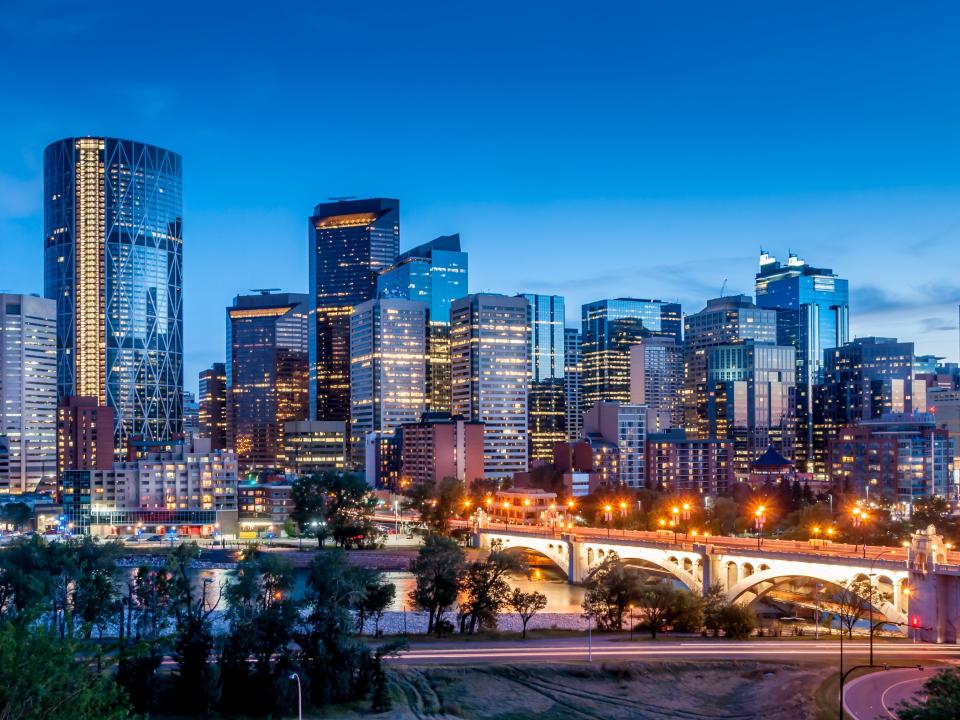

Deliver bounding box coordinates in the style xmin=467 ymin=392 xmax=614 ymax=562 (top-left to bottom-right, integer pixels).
xmin=0 ymin=295 xmax=57 ymax=493
xmin=755 ymin=251 xmax=849 ymax=473
xmin=683 ymin=295 xmax=778 ymax=438
xmin=349 ymin=298 xmax=428 ymax=482
xmin=630 ymin=336 xmax=683 ymax=429
xmin=582 ymin=401 xmax=647 ymax=488
xmin=56 ymin=396 xmax=114 ymax=479
xmin=564 ymin=328 xmax=583 ymax=442
xmin=198 ymin=363 xmax=227 ymax=451
xmin=44 ymin=137 xmax=184 ymax=455
xmin=646 ymin=429 xmax=733 ymax=495
xmin=377 ymin=234 xmax=467 ymax=413
xmin=451 ymin=294 xmax=528 ymax=478
xmin=521 ymin=294 xmax=566 ymax=463
xmin=400 ymin=414 xmax=485 ymax=489
xmin=309 ymin=198 xmax=399 ymax=421
xmin=581 ymin=298 xmax=681 ymax=408
xmin=227 ymin=292 xmax=309 ymax=471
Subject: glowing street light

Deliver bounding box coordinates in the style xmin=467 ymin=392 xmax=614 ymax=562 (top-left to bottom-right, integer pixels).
xmin=603 ymin=504 xmax=613 ymax=537
xmin=754 ymin=505 xmax=767 ymax=549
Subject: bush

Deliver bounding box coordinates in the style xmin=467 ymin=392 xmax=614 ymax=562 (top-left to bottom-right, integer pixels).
xmin=718 ymin=604 xmax=756 ymax=639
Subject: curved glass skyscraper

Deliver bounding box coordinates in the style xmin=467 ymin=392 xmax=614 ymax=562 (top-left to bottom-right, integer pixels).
xmin=44 ymin=137 xmax=183 ymax=454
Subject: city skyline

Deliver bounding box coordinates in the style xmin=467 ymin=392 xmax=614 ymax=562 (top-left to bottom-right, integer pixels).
xmin=1 ymin=4 xmax=959 ymax=395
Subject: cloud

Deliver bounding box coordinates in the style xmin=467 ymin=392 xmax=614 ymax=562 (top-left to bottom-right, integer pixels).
xmin=920 ymin=317 xmax=959 ymax=333
xmin=853 ymin=283 xmax=960 ymax=317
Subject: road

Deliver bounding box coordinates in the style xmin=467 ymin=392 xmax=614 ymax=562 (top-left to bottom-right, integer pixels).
xmin=391 ymin=636 xmax=960 ymax=665
xmin=844 ymin=666 xmax=936 ymax=720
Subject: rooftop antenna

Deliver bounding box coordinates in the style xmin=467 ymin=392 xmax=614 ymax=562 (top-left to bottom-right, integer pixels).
xmin=250 ymin=288 xmax=281 ymax=295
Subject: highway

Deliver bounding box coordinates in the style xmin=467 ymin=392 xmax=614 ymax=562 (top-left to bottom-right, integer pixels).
xmin=391 ymin=636 xmax=960 ymax=665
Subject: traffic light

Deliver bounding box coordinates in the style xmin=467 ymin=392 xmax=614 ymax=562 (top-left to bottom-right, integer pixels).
xmin=911 ymin=616 xmax=922 ymax=628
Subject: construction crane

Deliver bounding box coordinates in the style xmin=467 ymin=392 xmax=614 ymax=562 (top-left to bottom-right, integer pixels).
xmin=719 ymin=279 xmax=728 ymax=298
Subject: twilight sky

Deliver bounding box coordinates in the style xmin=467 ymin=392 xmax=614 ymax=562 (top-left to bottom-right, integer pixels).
xmin=1 ymin=1 xmax=959 ymax=393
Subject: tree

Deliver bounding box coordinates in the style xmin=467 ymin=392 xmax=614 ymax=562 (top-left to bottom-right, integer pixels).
xmin=457 ymin=541 xmax=523 ymax=634
xmin=291 ymin=471 xmax=377 ymax=548
xmin=633 ymin=580 xmax=677 ymax=639
xmin=896 ymin=667 xmax=960 ymax=719
xmin=582 ymin=553 xmax=642 ymax=630
xmin=509 ymin=588 xmax=547 ymax=639
xmin=417 ymin=476 xmax=467 ymax=535
xmin=702 ymin=582 xmax=728 ymax=637
xmin=718 ymin=604 xmax=756 ymax=639
xmin=910 ymin=497 xmax=951 ymax=533
xmin=409 ymin=534 xmax=465 ymax=635
xmin=290 ymin=474 xmax=330 ymax=547
xmin=831 ymin=577 xmax=891 ymax=639
xmin=356 ymin=570 xmax=396 ymax=636
xmin=0 ymin=624 xmax=129 ymax=720
xmin=669 ymin=587 xmax=705 ymax=633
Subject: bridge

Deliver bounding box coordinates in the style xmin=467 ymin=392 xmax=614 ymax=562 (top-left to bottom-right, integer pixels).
xmin=474 ymin=523 xmax=960 ymax=642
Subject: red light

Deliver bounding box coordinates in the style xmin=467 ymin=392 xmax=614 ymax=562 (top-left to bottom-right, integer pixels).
xmin=911 ymin=616 xmax=921 ymax=627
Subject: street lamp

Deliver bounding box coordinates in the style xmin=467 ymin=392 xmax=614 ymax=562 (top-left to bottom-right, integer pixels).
xmin=289 ymin=673 xmax=302 ymax=720
xmin=603 ymin=504 xmax=613 ymax=538
xmin=814 ymin=582 xmax=824 ymax=639
xmin=867 ymin=548 xmax=898 ymax=667
xmin=629 ymin=604 xmax=635 ymax=641
xmin=618 ymin=501 xmax=628 ymax=535
xmin=851 ymin=507 xmax=869 ymax=557
xmin=754 ymin=506 xmax=766 ymax=550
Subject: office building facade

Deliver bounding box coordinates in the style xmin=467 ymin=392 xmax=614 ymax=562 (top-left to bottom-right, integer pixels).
xmin=56 ymin=395 xmax=114 ymax=478
xmin=198 ymin=363 xmax=227 ymax=451
xmin=755 ymin=251 xmax=849 ymax=473
xmin=521 ymin=294 xmax=566 ymax=463
xmin=282 ymin=420 xmax=348 ymax=475
xmin=227 ymin=292 xmax=309 ymax=471
xmin=349 ymin=298 xmax=428 ymax=481
xmin=377 ymin=234 xmax=467 ymax=413
xmin=683 ymin=295 xmax=778 ymax=439
xmin=564 ymin=327 xmax=583 ymax=441
xmin=399 ymin=414 xmax=485 ymax=489
xmin=44 ymin=137 xmax=184 ymax=454
xmin=581 ymin=298 xmax=681 ymax=408
xmin=630 ymin=336 xmax=683 ymax=429
xmin=451 ymin=294 xmax=528 ymax=478
xmin=309 ymin=198 xmax=399 ymax=421
xmin=0 ymin=294 xmax=57 ymax=493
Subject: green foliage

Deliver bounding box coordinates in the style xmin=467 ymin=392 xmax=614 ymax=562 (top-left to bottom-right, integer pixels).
xmin=357 ymin=572 xmax=396 ymax=635
xmin=0 ymin=502 xmax=31 ymax=531
xmin=508 ymin=588 xmax=548 ymax=639
xmin=910 ymin=497 xmax=952 ymax=533
xmin=896 ymin=667 xmax=960 ymax=719
xmin=457 ymin=541 xmax=524 ymax=634
xmin=632 ymin=580 xmax=698 ymax=638
xmin=409 ymin=534 xmax=466 ymax=635
xmin=0 ymin=624 xmax=129 ymax=720
xmin=291 ymin=471 xmax=378 ymax=548
xmin=416 ymin=476 xmax=467 ymax=534
xmin=831 ymin=576 xmax=891 ymax=638
xmin=717 ymin=603 xmax=756 ymax=639
xmin=582 ymin=553 xmax=641 ymax=630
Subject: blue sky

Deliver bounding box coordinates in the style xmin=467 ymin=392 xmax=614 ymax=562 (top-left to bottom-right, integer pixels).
xmin=1 ymin=1 xmax=959 ymax=393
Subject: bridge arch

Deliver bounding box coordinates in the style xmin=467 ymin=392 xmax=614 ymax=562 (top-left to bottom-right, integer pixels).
xmin=725 ymin=565 xmax=909 ymax=626
xmin=476 ymin=532 xmax=570 ymax=579
xmin=580 ymin=543 xmax=701 ymax=592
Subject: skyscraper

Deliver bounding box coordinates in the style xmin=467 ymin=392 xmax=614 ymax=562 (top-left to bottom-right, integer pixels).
xmin=564 ymin=328 xmax=583 ymax=441
xmin=755 ymin=251 xmax=849 ymax=472
xmin=581 ymin=298 xmax=681 ymax=408
xmin=183 ymin=391 xmax=199 ymax=437
xmin=0 ymin=295 xmax=57 ymax=493
xmin=707 ymin=341 xmax=796 ymax=471
xmin=582 ymin=402 xmax=647 ymax=488
xmin=451 ymin=294 xmax=528 ymax=478
xmin=227 ymin=292 xmax=309 ymax=471
xmin=630 ymin=336 xmax=683 ymax=429
xmin=309 ymin=198 xmax=399 ymax=421
xmin=198 ymin=363 xmax=227 ymax=451
xmin=521 ymin=294 xmax=566 ymax=463
xmin=349 ymin=298 xmax=428 ymax=483
xmin=44 ymin=137 xmax=184 ymax=454
xmin=377 ymin=234 xmax=467 ymax=412
xmin=683 ymin=295 xmax=778 ymax=438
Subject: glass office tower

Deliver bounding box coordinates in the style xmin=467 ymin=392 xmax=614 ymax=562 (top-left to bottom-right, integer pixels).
xmin=520 ymin=294 xmax=566 ymax=462
xmin=199 ymin=363 xmax=227 ymax=451
xmin=309 ymin=198 xmax=399 ymax=422
xmin=227 ymin=292 xmax=309 ymax=471
xmin=44 ymin=137 xmax=183 ymax=455
xmin=581 ymin=298 xmax=682 ymax=408
xmin=564 ymin=328 xmax=583 ymax=441
xmin=377 ymin=234 xmax=466 ymax=412
xmin=755 ymin=251 xmax=849 ymax=473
